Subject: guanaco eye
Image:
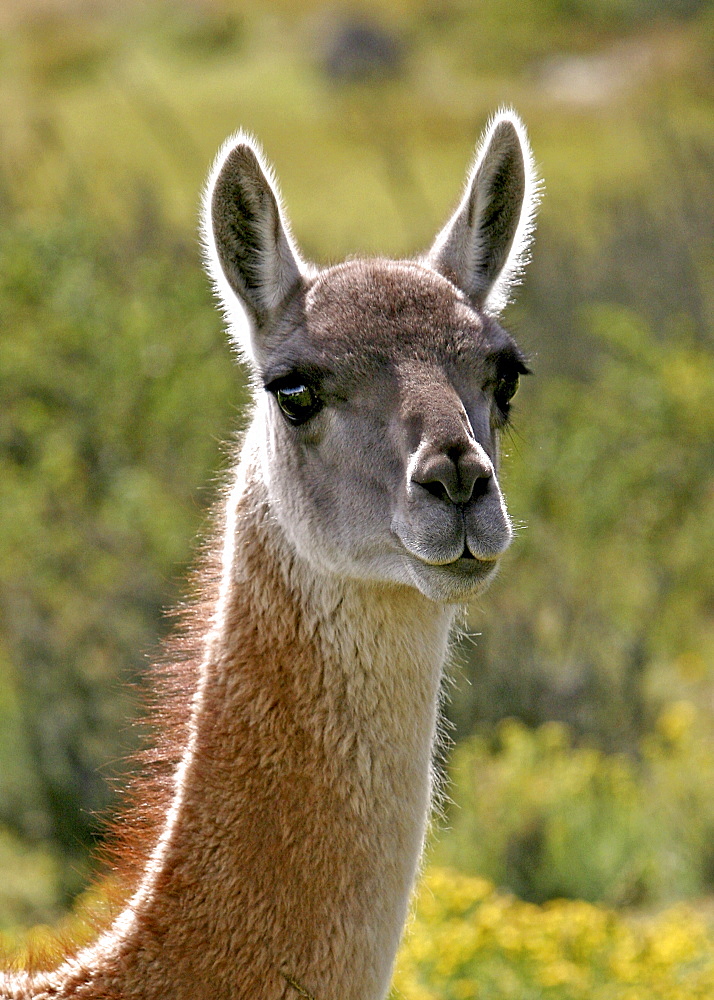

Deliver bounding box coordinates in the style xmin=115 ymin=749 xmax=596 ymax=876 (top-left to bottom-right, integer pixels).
xmin=272 ymin=382 xmax=322 ymax=425
xmin=493 ymin=373 xmax=520 ymax=418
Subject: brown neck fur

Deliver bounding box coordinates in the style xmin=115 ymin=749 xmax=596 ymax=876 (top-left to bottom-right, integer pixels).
xmin=6 ymin=436 xmax=454 ymax=1000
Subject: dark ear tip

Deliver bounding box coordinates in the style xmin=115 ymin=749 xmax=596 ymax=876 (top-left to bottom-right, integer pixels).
xmin=211 ymin=143 xmax=270 ymax=223
xmin=489 ymin=116 xmax=523 ymax=154
xmin=231 ymin=142 xmax=261 ymax=164
xmin=219 ymin=143 xmax=263 ymax=182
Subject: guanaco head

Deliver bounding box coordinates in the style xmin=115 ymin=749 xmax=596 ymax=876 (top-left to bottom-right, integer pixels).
xmin=203 ymin=112 xmax=538 ymax=603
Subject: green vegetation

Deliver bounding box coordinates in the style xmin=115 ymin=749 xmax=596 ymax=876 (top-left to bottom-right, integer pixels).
xmin=0 ymin=213 xmax=240 ymax=900
xmin=450 ymin=299 xmax=714 ymax=749
xmin=0 ymin=0 xmax=713 ymax=993
xmin=436 ymin=705 xmax=714 ymax=908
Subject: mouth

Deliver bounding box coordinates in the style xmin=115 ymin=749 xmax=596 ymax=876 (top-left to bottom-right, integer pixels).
xmin=436 ymin=552 xmax=497 ymax=578
xmin=401 ymin=536 xmax=500 ymax=572
xmin=412 ymin=541 xmax=499 ymax=581
xmin=403 ymin=546 xmax=499 ymax=602
xmin=395 ymin=537 xmax=502 ymax=602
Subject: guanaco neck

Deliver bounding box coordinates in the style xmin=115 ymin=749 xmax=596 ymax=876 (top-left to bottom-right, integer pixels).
xmin=26 ymin=440 xmax=455 ymax=1000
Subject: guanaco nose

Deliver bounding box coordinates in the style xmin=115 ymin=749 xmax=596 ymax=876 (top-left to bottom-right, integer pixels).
xmin=411 ymin=436 xmax=494 ymax=505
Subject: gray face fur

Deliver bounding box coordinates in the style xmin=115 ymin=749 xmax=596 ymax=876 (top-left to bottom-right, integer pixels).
xmin=204 ymin=112 xmax=538 ymax=603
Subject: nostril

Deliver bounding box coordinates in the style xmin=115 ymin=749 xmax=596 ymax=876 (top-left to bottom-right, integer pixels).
xmin=411 ymin=441 xmax=494 ymax=505
xmin=420 ymin=480 xmax=452 ymax=503
xmin=414 ymin=470 xmax=491 ymax=506
xmin=470 ymin=475 xmax=491 ymax=501
xmin=457 ymin=450 xmax=493 ymax=503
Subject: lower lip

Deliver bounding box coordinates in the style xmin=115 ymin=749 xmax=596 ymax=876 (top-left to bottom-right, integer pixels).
xmin=438 ymin=556 xmax=496 ymax=577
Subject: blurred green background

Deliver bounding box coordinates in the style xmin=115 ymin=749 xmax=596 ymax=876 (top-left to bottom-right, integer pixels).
xmin=0 ymin=0 xmax=712 ymax=956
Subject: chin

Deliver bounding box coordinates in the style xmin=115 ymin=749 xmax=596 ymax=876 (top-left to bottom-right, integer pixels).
xmin=405 ymin=556 xmax=500 ymax=604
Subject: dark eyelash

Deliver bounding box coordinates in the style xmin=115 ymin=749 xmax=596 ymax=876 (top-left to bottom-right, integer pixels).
xmin=492 ymin=359 xmax=530 ymax=423
xmin=264 ymin=374 xmax=311 ymax=395
xmin=263 ymin=364 xmax=328 ymax=394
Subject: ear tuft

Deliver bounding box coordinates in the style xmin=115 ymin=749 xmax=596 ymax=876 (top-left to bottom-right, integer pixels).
xmin=427 ymin=109 xmax=541 ymax=314
xmin=201 ymin=131 xmax=306 ymax=365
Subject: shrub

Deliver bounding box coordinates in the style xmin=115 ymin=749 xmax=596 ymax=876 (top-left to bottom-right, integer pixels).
xmin=435 ymin=706 xmax=714 ymax=907
xmin=391 ymin=867 xmax=714 ymax=1000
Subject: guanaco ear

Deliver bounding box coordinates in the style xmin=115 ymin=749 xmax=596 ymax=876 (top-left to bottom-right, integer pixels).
xmin=427 ymin=110 xmax=539 ymax=314
xmin=203 ymin=132 xmax=306 ymax=363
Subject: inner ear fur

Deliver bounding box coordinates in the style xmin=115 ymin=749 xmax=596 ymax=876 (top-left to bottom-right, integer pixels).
xmin=427 ymin=110 xmax=539 ymax=314
xmin=202 ymin=133 xmax=306 ymax=362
